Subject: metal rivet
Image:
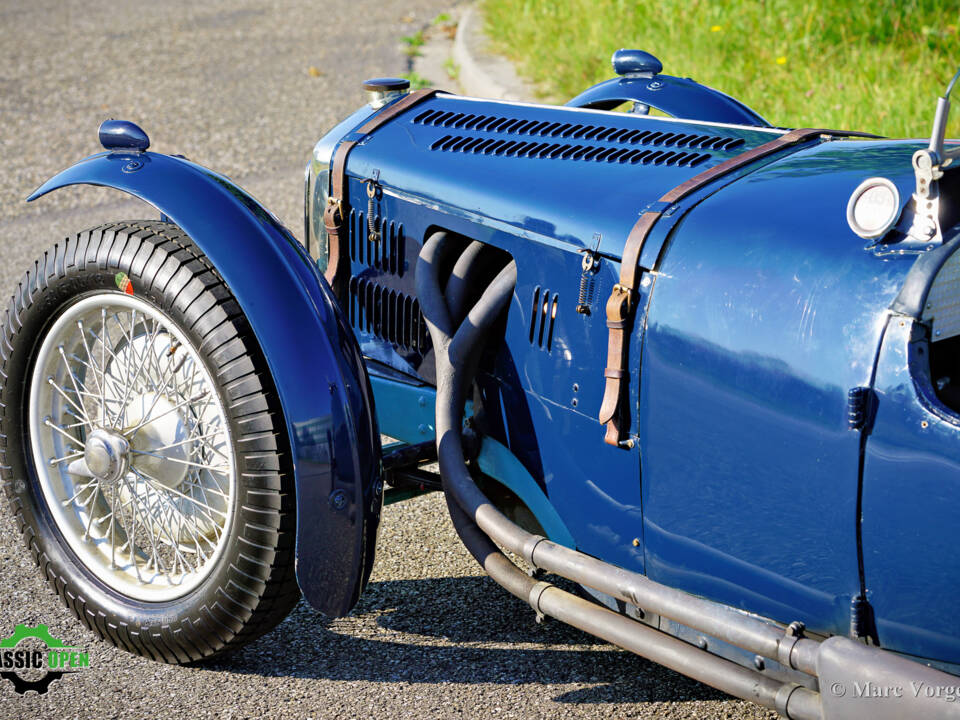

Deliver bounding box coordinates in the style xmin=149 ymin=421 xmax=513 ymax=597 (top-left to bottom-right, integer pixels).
xmin=698 ymin=637 xmax=708 ymax=650
xmin=632 ymin=538 xmax=640 ymax=547
xmin=921 ymin=420 xmax=929 ymax=429
xmin=754 ymin=655 xmax=765 ymax=671
xmin=571 ymin=398 xmax=578 ymax=408
xmin=572 ymin=383 xmax=579 ymax=393
xmin=418 ymin=424 xmax=428 ymax=435
xmin=329 ymin=489 xmax=348 ymax=511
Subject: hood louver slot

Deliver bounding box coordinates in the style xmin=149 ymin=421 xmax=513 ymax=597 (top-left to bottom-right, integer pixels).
xmin=349 ymin=208 xmax=406 ymax=277
xmin=349 ymin=276 xmax=429 ymax=353
xmin=413 ymin=108 xmax=744 ymax=152
xmin=430 ymin=134 xmax=711 ymax=167
xmin=529 ymin=286 xmax=558 ymax=352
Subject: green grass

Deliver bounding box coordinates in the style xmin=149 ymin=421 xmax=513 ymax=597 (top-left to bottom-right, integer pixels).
xmin=444 ymin=57 xmax=461 ymax=80
xmin=402 ymin=29 xmax=425 ymax=57
xmin=482 ymin=0 xmax=960 ymax=137
xmin=400 ymin=71 xmax=432 ymax=90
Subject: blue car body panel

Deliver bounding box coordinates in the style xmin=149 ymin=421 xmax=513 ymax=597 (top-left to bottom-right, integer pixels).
xmin=862 ymin=317 xmax=960 ymax=662
xmin=328 ymin=92 xmax=960 ymax=663
xmin=639 ymin=140 xmax=923 ymax=637
xmin=565 ymin=73 xmax=769 ymax=127
xmin=27 ymin=150 xmax=382 ymax=617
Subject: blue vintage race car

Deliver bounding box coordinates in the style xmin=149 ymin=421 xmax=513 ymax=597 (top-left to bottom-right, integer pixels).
xmin=5 ymin=49 xmax=960 ymax=718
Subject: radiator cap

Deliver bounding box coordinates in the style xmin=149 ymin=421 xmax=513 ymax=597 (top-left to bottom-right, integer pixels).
xmin=612 ymin=49 xmax=663 ymax=79
xmin=363 ymin=77 xmax=410 ymax=109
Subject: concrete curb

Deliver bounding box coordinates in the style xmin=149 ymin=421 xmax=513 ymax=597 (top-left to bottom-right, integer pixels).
xmin=451 ymin=6 xmax=534 ymax=101
xmin=412 ymin=4 xmax=535 ymax=102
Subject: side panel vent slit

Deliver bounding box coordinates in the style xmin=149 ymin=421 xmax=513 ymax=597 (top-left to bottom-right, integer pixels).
xmin=349 ymin=276 xmax=428 ymax=352
xmin=529 ymin=287 xmax=558 ymax=352
xmin=348 ymin=208 xmax=405 ymax=277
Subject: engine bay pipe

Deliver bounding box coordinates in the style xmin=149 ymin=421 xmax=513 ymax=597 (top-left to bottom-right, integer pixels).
xmin=415 ymin=231 xmax=820 ymax=679
xmin=444 ymin=240 xmax=486 ymax=325
xmin=416 ymin=232 xmax=821 ymax=719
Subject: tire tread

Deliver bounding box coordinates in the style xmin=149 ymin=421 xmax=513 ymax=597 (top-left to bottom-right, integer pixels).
xmin=0 ymin=221 xmax=299 ymax=663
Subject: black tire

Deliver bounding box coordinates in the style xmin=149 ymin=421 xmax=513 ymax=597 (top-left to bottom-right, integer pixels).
xmin=0 ymin=221 xmax=300 ymax=662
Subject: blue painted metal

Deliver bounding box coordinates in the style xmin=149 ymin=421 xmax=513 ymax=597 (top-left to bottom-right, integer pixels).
xmin=341 ymin=173 xmax=647 ymax=572
xmin=344 ymin=94 xmax=779 ymax=262
xmin=368 ymin=367 xmax=436 ymax=444
xmin=370 ymin=366 xmax=573 ymax=550
xmin=611 ymin=49 xmax=663 ymax=77
xmin=98 ymin=119 xmax=150 ymax=152
xmin=637 ymin=140 xmax=924 ymax=638
xmin=302 ymin=89 xmax=960 ymax=666
xmin=476 ymin=437 xmax=576 ymax=549
xmin=861 ymin=316 xmax=960 ymax=663
xmin=565 ymin=75 xmax=769 ymax=127
xmin=27 ymin=148 xmax=382 ymax=617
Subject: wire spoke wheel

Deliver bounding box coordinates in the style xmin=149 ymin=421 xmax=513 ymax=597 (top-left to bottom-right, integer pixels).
xmin=1 ymin=222 xmax=299 ymax=662
xmin=30 ymin=294 xmax=235 ymax=600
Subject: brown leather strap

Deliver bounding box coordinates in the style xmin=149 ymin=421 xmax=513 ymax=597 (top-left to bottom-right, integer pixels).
xmin=323 ymin=88 xmax=438 ymax=289
xmin=599 ymin=127 xmax=856 ymax=447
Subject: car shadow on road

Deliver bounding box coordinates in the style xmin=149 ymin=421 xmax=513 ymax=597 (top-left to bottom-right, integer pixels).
xmin=208 ymin=574 xmax=729 ymax=705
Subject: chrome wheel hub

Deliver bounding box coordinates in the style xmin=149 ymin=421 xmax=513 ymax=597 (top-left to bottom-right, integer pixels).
xmin=83 ymin=429 xmax=130 ymax=483
xmin=29 ymin=293 xmax=235 ymax=601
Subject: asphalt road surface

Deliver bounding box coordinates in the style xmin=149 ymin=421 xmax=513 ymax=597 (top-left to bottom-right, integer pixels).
xmin=0 ymin=1 xmax=776 ymax=718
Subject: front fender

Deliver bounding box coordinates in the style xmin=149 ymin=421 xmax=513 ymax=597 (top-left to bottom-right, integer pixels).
xmin=565 ymin=75 xmax=769 ymax=127
xmin=28 ymin=150 xmax=381 ymax=616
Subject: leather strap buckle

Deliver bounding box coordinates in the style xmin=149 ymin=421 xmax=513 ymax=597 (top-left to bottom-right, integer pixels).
xmin=610 ymin=283 xmax=634 ymax=313
xmin=324 ymin=196 xmax=344 ymax=233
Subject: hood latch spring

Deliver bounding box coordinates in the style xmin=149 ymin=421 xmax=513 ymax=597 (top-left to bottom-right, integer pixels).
xmin=365 ymin=169 xmax=381 ymax=243
xmin=577 ymin=233 xmax=603 ymax=315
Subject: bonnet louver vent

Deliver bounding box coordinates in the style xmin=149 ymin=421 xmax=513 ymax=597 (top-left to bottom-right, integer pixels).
xmin=430 ymin=134 xmax=711 ymax=167
xmin=349 ymin=277 xmax=430 ymax=353
xmin=349 ymin=208 xmax=405 ymax=277
xmin=413 ymin=108 xmax=745 ymax=152
xmin=530 ymin=286 xmax=558 ymax=352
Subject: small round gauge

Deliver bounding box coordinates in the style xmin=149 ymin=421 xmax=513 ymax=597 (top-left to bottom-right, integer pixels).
xmin=846 ymin=177 xmax=901 ymax=239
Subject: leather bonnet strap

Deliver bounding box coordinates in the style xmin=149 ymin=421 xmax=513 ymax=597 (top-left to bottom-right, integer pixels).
xmin=599 ymin=127 xmax=859 ymax=447
xmin=323 ymin=89 xmax=438 ymax=290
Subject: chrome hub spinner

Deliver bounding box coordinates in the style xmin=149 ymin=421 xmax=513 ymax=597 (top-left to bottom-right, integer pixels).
xmin=83 ymin=429 xmax=130 ymax=483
